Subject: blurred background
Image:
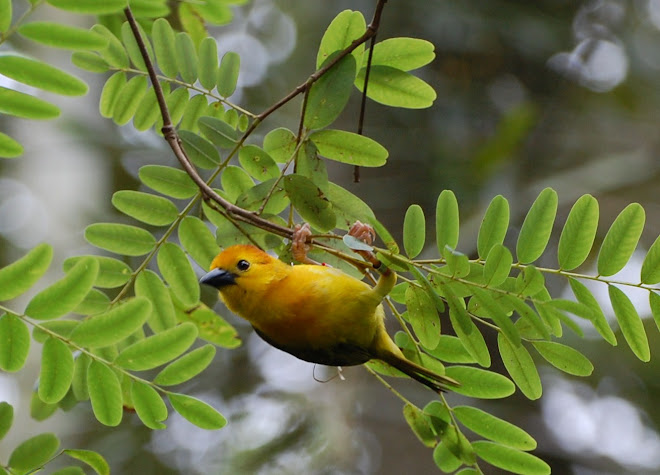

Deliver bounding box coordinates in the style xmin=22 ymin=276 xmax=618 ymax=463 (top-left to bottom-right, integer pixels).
xmin=2 ymin=0 xmax=660 ymax=473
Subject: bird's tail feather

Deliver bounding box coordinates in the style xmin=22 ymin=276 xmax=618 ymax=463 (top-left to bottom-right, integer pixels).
xmin=377 ymin=350 xmax=460 ymax=393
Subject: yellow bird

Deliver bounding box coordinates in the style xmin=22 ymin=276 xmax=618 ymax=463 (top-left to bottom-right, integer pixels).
xmin=200 ymin=241 xmax=458 ymax=392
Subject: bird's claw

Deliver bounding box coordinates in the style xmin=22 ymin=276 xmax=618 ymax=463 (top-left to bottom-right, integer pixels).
xmin=292 ymin=223 xmax=318 ymax=265
xmin=348 ymin=221 xmax=376 ymax=245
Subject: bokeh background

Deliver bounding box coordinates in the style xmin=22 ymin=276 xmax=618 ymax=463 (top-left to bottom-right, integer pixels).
xmin=2 ymin=0 xmax=660 ymax=473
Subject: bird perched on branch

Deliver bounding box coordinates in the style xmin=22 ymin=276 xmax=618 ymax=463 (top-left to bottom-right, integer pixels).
xmin=200 ymin=222 xmax=458 ymax=392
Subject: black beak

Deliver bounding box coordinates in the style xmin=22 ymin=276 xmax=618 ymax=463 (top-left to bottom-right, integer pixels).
xmin=200 ymin=268 xmax=236 ymax=289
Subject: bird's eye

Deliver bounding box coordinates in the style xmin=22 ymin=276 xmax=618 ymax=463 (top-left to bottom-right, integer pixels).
xmin=237 ymin=259 xmax=250 ymax=271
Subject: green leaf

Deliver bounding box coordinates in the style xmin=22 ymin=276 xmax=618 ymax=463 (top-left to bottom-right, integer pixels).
xmin=0 ymin=132 xmax=23 ymax=158
xmin=132 ymin=83 xmax=161 ymax=130
xmin=69 ymin=297 xmax=151 ymax=348
xmin=436 ymin=190 xmax=459 ymax=254
xmin=403 ymin=204 xmax=425 ymax=258
xmin=115 ymin=322 xmax=198 ymax=370
xmin=8 ymin=432 xmax=59 ymax=473
xmin=327 ymin=182 xmax=376 ymax=227
xmin=19 ymin=22 xmax=107 ymax=50
xmin=179 ymin=217 xmax=220 ymax=270
xmin=152 ymin=18 xmax=178 ymax=78
xmin=532 ymin=340 xmax=593 ymax=376
xmin=168 ymin=393 xmax=226 ymax=430
xmin=472 ymin=441 xmax=550 ymax=475
xmin=444 ymin=366 xmax=515 ymax=399
xmin=32 ymin=320 xmax=78 ymax=344
xmin=235 ymin=178 xmax=289 ymax=215
xmin=369 ymin=37 xmax=435 ymax=71
xmin=120 ymin=21 xmax=152 ymax=72
xmin=238 ymin=145 xmax=279 ymax=181
xmin=0 ymin=243 xmax=53 ymax=301
xmin=642 ymin=233 xmax=660 ymax=284
xmin=165 ymin=87 xmax=190 ymax=127
xmin=516 ymin=188 xmax=557 ymax=264
xmin=483 ymin=244 xmax=512 ymax=288
xmin=217 ymin=52 xmax=240 ymax=97
xmin=71 ymin=51 xmax=110 ymax=73
xmin=135 ymin=271 xmax=177 ymax=333
xmin=197 ymin=37 xmax=219 ymax=90
xmin=356 ymin=65 xmax=436 ymax=109
xmin=99 ymin=71 xmax=126 ymax=118
xmin=263 ymin=127 xmax=296 ymax=163
xmin=175 ymin=32 xmax=198 ymax=83
xmin=25 ymin=257 xmax=98 ymax=320
xmin=46 ymin=0 xmax=126 ymax=14
xmin=442 ymin=284 xmax=490 ymax=367
xmin=477 ymin=195 xmax=510 ymax=259
xmin=63 ymin=256 xmax=131 ymax=289
xmin=403 ymin=403 xmax=436 ymax=447
xmin=309 ymin=130 xmax=388 ymax=167
xmin=0 ymin=55 xmax=87 ymax=96
xmin=112 ymin=75 xmax=148 ymax=125
xmin=283 ymin=174 xmax=336 ymax=232
xmin=198 ymin=116 xmax=238 ymax=149
xmin=74 ymin=289 xmax=110 ymax=315
xmin=39 ymin=337 xmax=74 ymax=404
xmin=304 ymin=54 xmax=356 ymax=130
xmin=316 ymin=9 xmax=365 ymax=69
xmin=158 ymin=243 xmax=200 ymax=307
xmin=112 ymin=190 xmax=179 ymax=226
xmin=0 ymin=314 xmax=29 ymax=372
xmin=154 ymin=344 xmax=216 ymax=386
xmin=454 ymin=406 xmax=536 ymax=450
xmin=91 ymin=24 xmax=129 ymax=69
xmin=426 ymin=335 xmax=476 ymax=363
xmin=608 ymin=285 xmax=649 ymax=361
xmin=131 ymin=381 xmax=167 ymax=430
xmin=568 ymin=278 xmax=616 ymax=345
xmin=504 ymin=295 xmax=551 ymax=340
xmin=0 ymin=0 xmax=10 ymax=33
xmin=139 ymin=164 xmax=198 ymax=199
xmin=71 ymin=353 xmax=90 ymax=401
xmin=516 ymin=265 xmax=545 ymax=297
xmin=598 ymin=203 xmax=645 ymax=276
xmin=471 ymin=288 xmax=520 ymax=347
xmin=405 ymin=285 xmax=440 ymax=350
xmin=498 ymin=334 xmax=542 ymax=400
xmin=85 ymin=223 xmax=156 ymax=256
xmin=174 ymin=302 xmax=240 ymax=348
xmin=221 ymin=165 xmax=254 ymax=201
xmin=63 ymin=449 xmax=110 ymax=475
xmin=180 ymin=90 xmax=209 ymax=132
xmin=129 ymin=0 xmax=169 ymax=18
xmin=558 ymin=194 xmax=599 ymax=270
xmin=179 ymin=130 xmax=221 ymax=169
xmin=0 ymin=86 xmax=60 ymax=120
xmin=0 ymin=402 xmax=13 ymax=440
xmin=87 ymin=361 xmax=122 ymax=427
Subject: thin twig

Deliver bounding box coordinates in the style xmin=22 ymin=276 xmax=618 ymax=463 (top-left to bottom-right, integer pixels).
xmin=354 ymin=30 xmax=379 ymax=182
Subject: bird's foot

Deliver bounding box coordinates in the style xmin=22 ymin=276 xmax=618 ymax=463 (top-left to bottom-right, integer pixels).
xmin=292 ymin=223 xmax=319 ymax=265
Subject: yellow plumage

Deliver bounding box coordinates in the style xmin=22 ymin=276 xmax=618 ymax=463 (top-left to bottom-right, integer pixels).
xmin=201 ymin=244 xmax=458 ymax=392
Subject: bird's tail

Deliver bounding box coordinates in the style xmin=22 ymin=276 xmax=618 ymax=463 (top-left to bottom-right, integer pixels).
xmin=376 ymin=348 xmax=460 ymax=393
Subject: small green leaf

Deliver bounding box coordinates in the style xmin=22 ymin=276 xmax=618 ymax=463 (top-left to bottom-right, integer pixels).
xmin=609 ymin=285 xmax=649 ymax=361
xmin=642 ymin=234 xmax=660 ymax=284
xmin=355 ymin=66 xmax=436 ymax=109
xmin=304 ymin=54 xmax=356 ymax=130
xmin=433 ymin=442 xmax=463 ymax=473
xmin=85 ymin=223 xmax=156 ymax=256
xmin=74 ymin=289 xmax=110 ymax=315
xmin=8 ymin=432 xmax=59 ymax=473
xmin=569 ymin=278 xmax=616 ymax=345
xmin=99 ymin=71 xmax=126 ymax=118
xmin=63 ymin=256 xmax=132 ymax=289
xmin=47 ymin=0 xmax=126 ymax=14
xmin=558 ymin=194 xmax=599 ymax=270
xmin=221 ymin=166 xmax=254 ymax=202
xmin=442 ymin=284 xmax=490 ymax=367
xmin=454 ymin=406 xmax=536 ymax=450
xmin=405 ymin=285 xmax=440 ymax=350
xmin=91 ymin=24 xmax=129 ymax=69
xmin=131 ymin=381 xmax=167 ymax=430
xmin=71 ymin=51 xmax=110 ymax=73
xmin=368 ymin=37 xmax=435 ymax=71
xmin=158 ymin=243 xmax=200 ymax=307
xmin=198 ymin=116 xmax=238 ymax=149
xmin=327 ymin=182 xmax=376 ymax=226
xmin=504 ymin=295 xmax=550 ymax=340
xmin=179 ymin=217 xmax=220 ymax=270
xmin=112 ymin=190 xmax=179 ymax=226
xmin=238 ymin=145 xmax=279 ymax=181
xmin=436 ymin=190 xmax=459 ymax=254
xmin=403 ymin=204 xmax=425 ymax=258
xmin=444 ymin=366 xmax=515 ymax=399
xmin=154 ymin=345 xmax=216 ymax=386
xmin=0 ymin=131 xmax=23 ymax=158
xmin=112 ymin=75 xmax=148 ymax=125
xmin=174 ymin=302 xmax=240 ymax=348
xmin=403 ymin=403 xmax=436 ymax=447
xmin=174 ymin=31 xmax=198 ymax=83
xmin=217 ymin=52 xmax=240 ymax=97
xmin=515 ymin=265 xmax=545 ymax=297
xmin=0 ymin=86 xmax=60 ymax=120
xmin=498 ymin=334 xmax=542 ymax=400
xmin=32 ymin=320 xmax=78 ymax=344
xmin=25 ymin=257 xmax=98 ymax=320
xmin=0 ymin=402 xmax=13 ymax=440
xmin=0 ymin=0 xmax=11 ymax=33
xmin=309 ymin=130 xmax=388 ymax=167
xmin=168 ymin=393 xmax=226 ymax=430
xmin=283 ymin=174 xmax=336 ymax=232
xmin=19 ymin=22 xmax=107 ymax=50
xmin=69 ymin=297 xmax=151 ymax=348
xmin=72 ymin=353 xmax=90 ymax=401
xmin=63 ymin=449 xmax=110 ymax=475
xmin=471 ymin=288 xmax=520 ymax=347
xmin=180 ymin=92 xmax=209 ymax=132
xmin=0 ymin=314 xmax=29 ymax=372
xmin=135 ymin=270 xmax=177 ymax=333
xmin=472 ymin=441 xmax=550 ymax=475
xmin=129 ymin=0 xmax=169 ymax=18
xmin=263 ymin=127 xmax=296 ymax=163
xmin=119 ymin=21 xmax=152 ymax=72
xmin=165 ymin=87 xmax=190 ymax=127
xmin=483 ymin=244 xmax=512 ymax=287
xmin=532 ymin=340 xmax=593 ymax=376
xmin=139 ymin=164 xmax=198 ymax=199
xmin=0 ymin=243 xmax=52 ymax=301
xmin=179 ymin=130 xmax=221 ymax=170
xmin=598 ymin=203 xmax=645 ymax=277
xmin=235 ymin=179 xmax=289 ymax=215
xmin=426 ymin=335 xmax=476 ymax=363
xmin=316 ymin=9 xmax=365 ymax=69
xmin=152 ymin=18 xmax=178 ymax=78
xmin=0 ymin=55 xmax=87 ymax=96
xmin=516 ymin=188 xmax=557 ymax=264
xmin=115 ymin=322 xmax=198 ymax=370
xmin=39 ymin=337 xmax=74 ymax=404
xmin=197 ymin=37 xmax=219 ymax=90
xmin=87 ymin=361 xmax=122 ymax=427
